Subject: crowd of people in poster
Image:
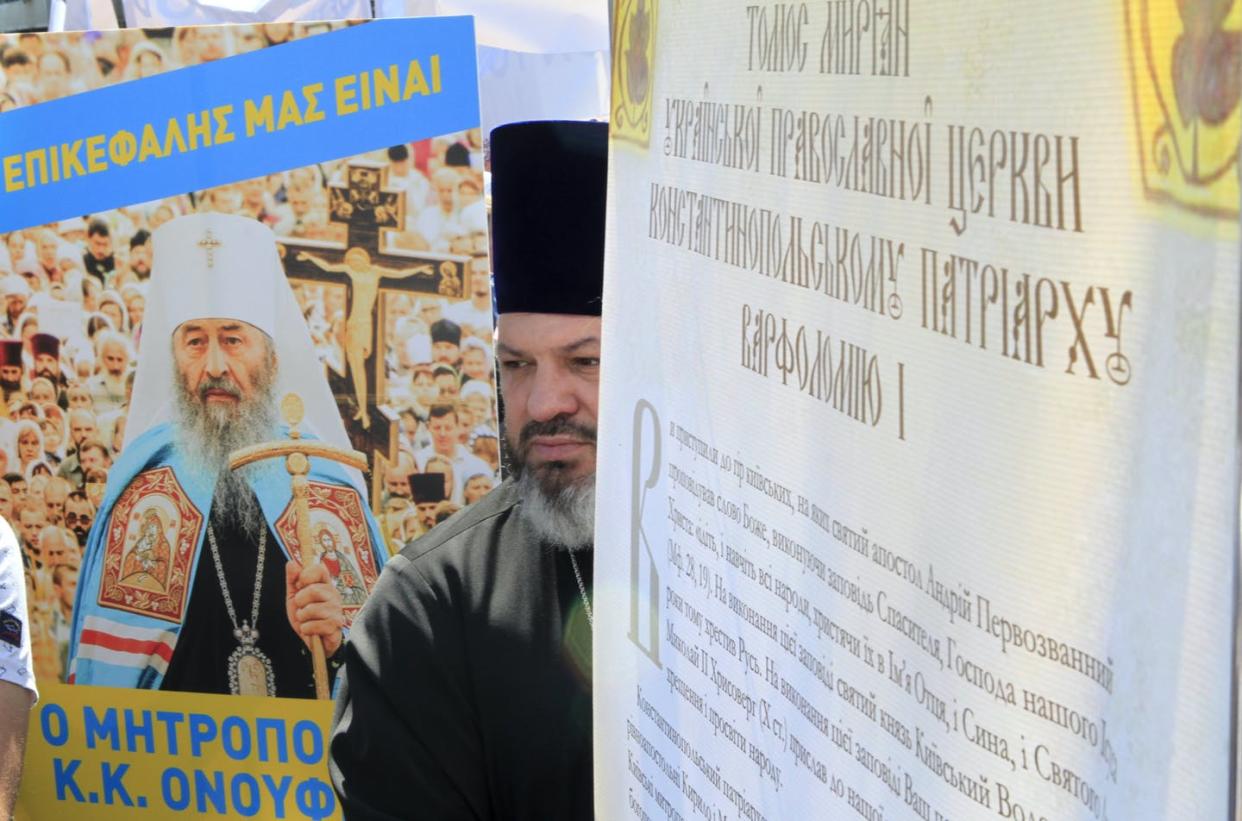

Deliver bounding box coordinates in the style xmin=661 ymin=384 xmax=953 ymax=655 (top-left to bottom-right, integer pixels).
xmin=0 ymin=25 xmax=502 ymax=686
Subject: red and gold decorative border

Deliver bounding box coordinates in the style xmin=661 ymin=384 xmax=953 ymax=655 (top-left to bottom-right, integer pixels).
xmin=98 ymin=467 xmax=203 ymax=624
xmin=274 ymin=482 xmax=378 ymax=625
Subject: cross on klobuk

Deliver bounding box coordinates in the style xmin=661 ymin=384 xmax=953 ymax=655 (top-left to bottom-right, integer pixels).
xmin=279 ymin=159 xmax=471 ymax=505
xmin=198 ymin=229 xmax=222 ymax=268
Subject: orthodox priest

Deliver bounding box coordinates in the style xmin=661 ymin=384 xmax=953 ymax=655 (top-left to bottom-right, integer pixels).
xmin=330 ymin=120 xmax=605 ymax=818
xmin=68 ymin=214 xmax=387 ymax=698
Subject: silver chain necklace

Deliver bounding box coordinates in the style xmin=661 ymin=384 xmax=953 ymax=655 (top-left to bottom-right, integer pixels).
xmin=206 ymin=523 xmax=275 ymax=696
xmin=569 ymin=550 xmax=592 ymax=629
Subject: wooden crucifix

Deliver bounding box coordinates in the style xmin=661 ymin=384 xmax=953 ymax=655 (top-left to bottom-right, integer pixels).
xmin=279 ymin=160 xmax=470 ymax=503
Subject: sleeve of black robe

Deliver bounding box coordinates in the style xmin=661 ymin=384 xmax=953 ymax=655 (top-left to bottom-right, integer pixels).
xmin=329 ymin=554 xmax=489 ymax=821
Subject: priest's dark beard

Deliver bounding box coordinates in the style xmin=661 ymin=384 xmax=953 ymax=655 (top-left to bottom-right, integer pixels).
xmin=173 ymin=360 xmax=278 ymax=542
xmin=510 ymin=417 xmax=596 ymax=551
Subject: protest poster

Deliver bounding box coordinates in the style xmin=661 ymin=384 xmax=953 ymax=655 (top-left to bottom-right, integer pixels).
xmin=595 ymin=1 xmax=1239 ymax=819
xmin=1 ymin=18 xmax=498 ymax=818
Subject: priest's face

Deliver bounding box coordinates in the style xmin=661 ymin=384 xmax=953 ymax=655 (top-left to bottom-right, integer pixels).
xmin=65 ymin=497 xmax=92 ymax=545
xmin=173 ymin=318 xmax=273 ymax=408
xmin=417 ymin=500 xmax=439 ymax=530
xmin=496 ymin=313 xmax=600 ymax=490
xmin=34 ymin=353 xmax=58 ymax=380
xmin=172 ymin=317 xmax=278 ymax=538
xmin=6 ymin=293 xmax=26 ymax=321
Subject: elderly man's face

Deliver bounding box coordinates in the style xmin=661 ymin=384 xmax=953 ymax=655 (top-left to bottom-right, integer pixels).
xmin=384 ymin=467 xmax=411 ymax=499
xmin=44 ymin=485 xmax=66 ymax=524
xmin=101 ymin=341 xmax=127 ymax=377
xmin=497 ymin=313 xmax=600 ymax=489
xmin=173 ymin=318 xmax=272 ymax=410
xmin=70 ymin=414 xmax=97 ymax=446
xmin=41 ymin=529 xmax=68 ymax=567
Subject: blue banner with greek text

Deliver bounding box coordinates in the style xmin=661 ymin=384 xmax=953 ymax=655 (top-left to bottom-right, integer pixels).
xmin=0 ymin=17 xmax=480 ymax=233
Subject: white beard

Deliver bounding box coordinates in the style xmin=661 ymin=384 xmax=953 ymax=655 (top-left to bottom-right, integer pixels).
xmin=172 ymin=358 xmax=278 ymax=541
xmin=517 ymin=469 xmax=595 ymax=551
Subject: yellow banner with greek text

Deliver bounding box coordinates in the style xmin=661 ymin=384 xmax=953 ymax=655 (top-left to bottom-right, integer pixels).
xmin=15 ymin=683 xmax=339 ymax=820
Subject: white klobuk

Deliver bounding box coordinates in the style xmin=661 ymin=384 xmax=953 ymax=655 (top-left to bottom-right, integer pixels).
xmin=129 ymin=213 xmax=351 ymax=459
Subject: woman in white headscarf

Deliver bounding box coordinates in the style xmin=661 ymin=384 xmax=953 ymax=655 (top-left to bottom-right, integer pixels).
xmin=97 ymin=291 xmax=129 ymax=336
xmin=14 ymin=419 xmax=45 ymax=476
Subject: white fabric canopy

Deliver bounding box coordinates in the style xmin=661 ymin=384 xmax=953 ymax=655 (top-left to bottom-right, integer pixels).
xmin=389 ymin=0 xmax=608 ymax=53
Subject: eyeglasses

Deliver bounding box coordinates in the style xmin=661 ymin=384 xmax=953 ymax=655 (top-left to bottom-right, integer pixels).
xmin=65 ymin=513 xmax=91 ymax=526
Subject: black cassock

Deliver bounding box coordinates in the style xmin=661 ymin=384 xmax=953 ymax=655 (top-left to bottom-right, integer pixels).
xmin=161 ymin=500 xmax=335 ymax=698
xmin=330 ymin=480 xmax=594 ymax=820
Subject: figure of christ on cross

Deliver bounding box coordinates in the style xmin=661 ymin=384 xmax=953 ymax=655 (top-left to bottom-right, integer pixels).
xmin=296 ymin=248 xmax=435 ymax=429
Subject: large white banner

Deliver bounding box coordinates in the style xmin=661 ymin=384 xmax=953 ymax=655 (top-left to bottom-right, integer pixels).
xmin=596 ymin=2 xmax=1240 ymax=819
